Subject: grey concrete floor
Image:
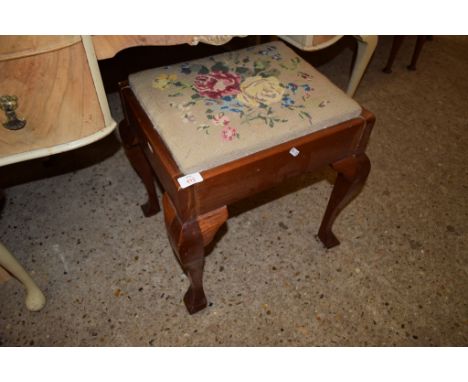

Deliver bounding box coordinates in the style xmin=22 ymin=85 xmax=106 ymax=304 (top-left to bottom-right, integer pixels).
xmin=0 ymin=36 xmax=467 ymax=346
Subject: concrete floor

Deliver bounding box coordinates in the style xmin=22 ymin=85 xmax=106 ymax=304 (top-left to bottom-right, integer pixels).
xmin=0 ymin=36 xmax=467 ymax=346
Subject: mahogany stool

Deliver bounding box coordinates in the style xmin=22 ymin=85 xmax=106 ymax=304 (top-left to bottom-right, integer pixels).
xmin=118 ymin=41 xmax=375 ymax=314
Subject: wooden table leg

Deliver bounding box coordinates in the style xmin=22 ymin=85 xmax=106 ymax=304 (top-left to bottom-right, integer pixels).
xmin=407 ymin=36 xmax=427 ymax=71
xmin=318 ymin=153 xmax=371 ymax=249
xmin=119 ymin=119 xmax=160 ymax=217
xmin=383 ymin=36 xmax=405 ymax=73
xmin=162 ymin=193 xmax=228 ymax=314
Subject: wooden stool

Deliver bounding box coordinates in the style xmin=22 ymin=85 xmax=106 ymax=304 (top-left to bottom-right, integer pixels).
xmin=118 ymin=41 xmax=375 ymax=314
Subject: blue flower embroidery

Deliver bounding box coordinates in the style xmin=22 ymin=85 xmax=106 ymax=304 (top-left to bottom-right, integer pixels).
xmin=258 ymin=45 xmax=282 ymax=61
xmin=281 ymin=95 xmax=295 ymax=107
xmin=220 ymin=98 xmax=244 ymax=113
xmin=180 ymin=63 xmax=191 ymax=74
xmin=286 ymin=83 xmax=299 ymax=94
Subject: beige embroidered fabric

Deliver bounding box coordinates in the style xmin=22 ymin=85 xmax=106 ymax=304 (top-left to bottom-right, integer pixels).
xmin=129 ymin=41 xmax=361 ymax=174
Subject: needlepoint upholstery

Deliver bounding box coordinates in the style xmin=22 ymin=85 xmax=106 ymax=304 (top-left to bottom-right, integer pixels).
xmin=129 ymin=41 xmax=362 ymax=174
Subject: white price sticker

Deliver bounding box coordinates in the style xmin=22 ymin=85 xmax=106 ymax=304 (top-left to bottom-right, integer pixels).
xmin=147 ymin=142 xmax=154 ymax=153
xmin=177 ymin=172 xmax=204 ymax=189
xmin=289 ymin=147 xmax=300 ymax=157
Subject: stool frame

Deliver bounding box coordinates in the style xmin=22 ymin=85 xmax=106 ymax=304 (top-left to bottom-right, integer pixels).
xmin=118 ymin=80 xmax=375 ymax=314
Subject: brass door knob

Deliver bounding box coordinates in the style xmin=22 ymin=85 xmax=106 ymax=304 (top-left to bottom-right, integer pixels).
xmin=0 ymin=95 xmax=26 ymax=130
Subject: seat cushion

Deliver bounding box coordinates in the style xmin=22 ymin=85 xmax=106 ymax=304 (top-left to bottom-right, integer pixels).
xmin=129 ymin=40 xmax=361 ymax=174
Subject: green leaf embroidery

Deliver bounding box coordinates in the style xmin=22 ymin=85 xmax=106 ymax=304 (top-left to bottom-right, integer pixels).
xmin=197 ymin=124 xmax=211 ymax=135
xmin=211 ymin=62 xmax=229 ymax=73
xmin=280 ymin=57 xmax=301 ymax=71
xmin=235 ymin=66 xmax=250 ymax=74
xmin=261 ymin=68 xmax=281 ymax=78
xmin=299 ymin=110 xmax=313 ymax=125
xmin=198 ymin=66 xmax=209 ymax=74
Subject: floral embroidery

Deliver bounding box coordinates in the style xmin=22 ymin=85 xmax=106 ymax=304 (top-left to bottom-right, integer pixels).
xmin=237 ymin=76 xmax=284 ymax=108
xmin=281 ymin=95 xmax=295 ymax=107
xmin=221 ymin=125 xmax=238 ymax=141
xmin=212 ymin=113 xmax=230 ymax=126
xmin=258 ymin=45 xmax=282 ymax=61
xmin=169 ymin=101 xmax=197 ymax=124
xmin=150 ymin=44 xmax=329 ymax=141
xmin=280 ymin=57 xmax=301 ymax=71
xmin=194 ymin=71 xmax=241 ymax=99
xmin=297 ymin=71 xmax=314 ymax=80
xmin=153 ymin=74 xmax=178 ymax=90
xmin=286 ymin=82 xmax=299 ymax=94
xmin=181 ymin=63 xmax=191 ymax=75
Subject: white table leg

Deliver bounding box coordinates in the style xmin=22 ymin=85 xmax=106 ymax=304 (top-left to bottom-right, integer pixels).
xmin=347 ymin=35 xmax=378 ymax=96
xmin=0 ymin=241 xmax=46 ymax=311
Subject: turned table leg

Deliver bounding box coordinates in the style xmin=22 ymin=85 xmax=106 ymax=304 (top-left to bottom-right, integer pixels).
xmin=162 ymin=193 xmax=228 ymax=314
xmin=0 ymin=241 xmax=46 ymax=311
xmin=383 ymin=36 xmax=405 ymax=74
xmin=407 ymin=36 xmax=427 ymax=71
xmin=119 ymin=119 xmax=160 ymax=217
xmin=318 ymin=153 xmax=371 ymax=249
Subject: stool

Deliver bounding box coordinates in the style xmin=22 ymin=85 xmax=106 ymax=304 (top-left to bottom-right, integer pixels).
xmin=118 ymin=41 xmax=375 ymax=314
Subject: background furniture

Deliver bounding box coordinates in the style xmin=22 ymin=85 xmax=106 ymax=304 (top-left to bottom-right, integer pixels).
xmin=382 ymin=36 xmax=430 ymax=73
xmin=0 ymin=36 xmax=116 ymax=310
xmin=0 ymin=241 xmax=46 ymax=311
xmin=279 ymin=35 xmax=378 ymax=95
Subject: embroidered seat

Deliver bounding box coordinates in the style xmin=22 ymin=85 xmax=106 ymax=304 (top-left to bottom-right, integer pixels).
xmin=129 ymin=41 xmax=362 ymax=174
xmin=119 ymin=40 xmax=375 ymax=314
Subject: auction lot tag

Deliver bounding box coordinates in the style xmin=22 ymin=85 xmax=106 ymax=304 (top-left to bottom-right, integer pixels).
xmin=289 ymin=147 xmax=300 ymax=157
xmin=177 ymin=172 xmax=204 ymax=189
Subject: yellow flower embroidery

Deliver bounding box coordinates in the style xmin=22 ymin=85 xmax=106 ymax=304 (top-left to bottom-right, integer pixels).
xmin=237 ymin=76 xmax=284 ymax=108
xmin=152 ymin=74 xmax=178 ymax=90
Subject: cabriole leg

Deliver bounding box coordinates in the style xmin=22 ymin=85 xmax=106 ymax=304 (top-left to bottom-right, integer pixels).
xmin=162 ymin=193 xmax=228 ymax=314
xmin=318 ymin=154 xmax=371 ymax=249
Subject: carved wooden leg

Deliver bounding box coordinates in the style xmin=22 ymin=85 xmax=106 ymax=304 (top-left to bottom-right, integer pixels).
xmin=162 ymin=193 xmax=228 ymax=314
xmin=318 ymin=154 xmax=371 ymax=249
xmin=183 ymin=257 xmax=207 ymax=314
xmin=383 ymin=36 xmax=405 ymax=73
xmin=407 ymin=36 xmax=427 ymax=71
xmin=119 ymin=119 xmax=160 ymax=217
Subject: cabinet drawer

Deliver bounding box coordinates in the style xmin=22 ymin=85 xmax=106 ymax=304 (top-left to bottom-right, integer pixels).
xmin=0 ymin=40 xmax=105 ymax=161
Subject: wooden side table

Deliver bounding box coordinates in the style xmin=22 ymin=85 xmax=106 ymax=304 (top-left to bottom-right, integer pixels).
xmin=382 ymin=36 xmax=430 ymax=73
xmin=0 ymin=36 xmax=116 ymax=310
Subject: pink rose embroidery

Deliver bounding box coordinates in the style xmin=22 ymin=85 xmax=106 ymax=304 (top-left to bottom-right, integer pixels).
xmin=221 ymin=125 xmax=238 ymax=141
xmin=194 ymin=71 xmax=241 ymax=99
xmin=212 ymin=113 xmax=230 ymax=126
